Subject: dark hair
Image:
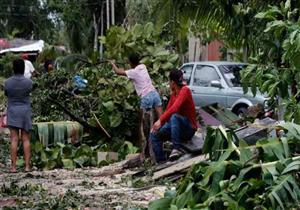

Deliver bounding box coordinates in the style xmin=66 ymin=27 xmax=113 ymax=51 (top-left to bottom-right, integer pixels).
xmin=128 ymin=53 xmax=140 ymax=66
xmin=169 ymin=69 xmax=184 ymax=86
xmin=13 ymin=59 xmax=25 ymax=75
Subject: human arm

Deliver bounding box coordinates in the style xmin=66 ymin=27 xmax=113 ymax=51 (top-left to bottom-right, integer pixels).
xmin=152 ymin=119 xmax=161 ymax=132
xmin=159 ymin=87 xmax=190 ymax=125
xmin=109 ymin=61 xmax=126 ymax=76
xmin=151 ymin=94 xmax=173 ymax=132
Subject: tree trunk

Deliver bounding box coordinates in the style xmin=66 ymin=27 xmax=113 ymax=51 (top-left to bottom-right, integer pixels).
xmin=106 ymin=0 xmax=110 ymax=29
xmin=93 ymin=13 xmax=99 ymax=52
xmin=278 ymin=97 xmax=285 ymax=121
xmin=111 ymin=0 xmax=115 ymax=25
xmin=243 ymin=45 xmax=248 ymax=62
xmin=100 ymin=2 xmax=104 ymax=59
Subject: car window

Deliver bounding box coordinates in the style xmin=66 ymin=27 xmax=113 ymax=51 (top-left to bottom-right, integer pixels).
xmin=181 ymin=65 xmax=193 ymax=84
xmin=193 ymin=65 xmax=220 ymax=87
xmin=218 ymin=64 xmax=247 ymax=87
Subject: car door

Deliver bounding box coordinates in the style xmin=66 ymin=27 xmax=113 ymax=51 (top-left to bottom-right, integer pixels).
xmin=181 ymin=64 xmax=194 ymax=85
xmin=190 ymin=65 xmax=227 ymax=107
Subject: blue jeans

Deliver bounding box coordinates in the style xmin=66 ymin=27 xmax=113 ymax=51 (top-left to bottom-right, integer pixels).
xmin=140 ymin=90 xmax=162 ymax=110
xmin=150 ymin=114 xmax=196 ymax=163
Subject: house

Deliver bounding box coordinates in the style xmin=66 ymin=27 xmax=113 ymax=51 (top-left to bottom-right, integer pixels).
xmin=0 ymin=39 xmax=44 ymax=61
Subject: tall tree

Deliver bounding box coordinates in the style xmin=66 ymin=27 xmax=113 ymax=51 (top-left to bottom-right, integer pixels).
xmin=0 ymin=0 xmax=58 ymax=42
xmin=125 ymin=0 xmax=284 ymax=61
xmin=47 ymin=0 xmax=126 ymax=54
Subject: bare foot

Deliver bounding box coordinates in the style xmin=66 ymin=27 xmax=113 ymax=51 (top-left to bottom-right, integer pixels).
xmin=10 ymin=167 xmax=17 ymax=173
xmin=25 ymin=167 xmax=31 ymax=172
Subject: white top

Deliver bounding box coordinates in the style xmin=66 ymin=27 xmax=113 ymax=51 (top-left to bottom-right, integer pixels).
xmin=24 ymin=60 xmax=35 ymax=79
xmin=125 ymin=64 xmax=155 ymax=97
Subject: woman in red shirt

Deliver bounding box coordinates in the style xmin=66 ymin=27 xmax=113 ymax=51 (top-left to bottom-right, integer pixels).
xmin=151 ymin=69 xmax=197 ymax=163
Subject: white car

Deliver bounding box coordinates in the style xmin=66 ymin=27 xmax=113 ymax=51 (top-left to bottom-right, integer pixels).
xmin=180 ymin=61 xmax=268 ymax=115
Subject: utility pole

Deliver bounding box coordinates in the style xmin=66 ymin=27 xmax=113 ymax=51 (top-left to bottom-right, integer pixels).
xmin=100 ymin=2 xmax=105 ymax=59
xmin=111 ymin=0 xmax=115 ymax=25
xmin=106 ymin=0 xmax=110 ymax=29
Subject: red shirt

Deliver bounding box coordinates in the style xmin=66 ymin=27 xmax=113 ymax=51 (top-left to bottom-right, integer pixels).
xmin=160 ymin=86 xmax=197 ymax=129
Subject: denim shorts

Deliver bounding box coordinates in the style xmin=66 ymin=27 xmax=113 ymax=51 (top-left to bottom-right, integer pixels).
xmin=140 ymin=90 xmax=162 ymax=110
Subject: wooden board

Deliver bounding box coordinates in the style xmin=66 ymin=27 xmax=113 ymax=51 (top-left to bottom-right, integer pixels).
xmin=152 ymin=154 xmax=207 ymax=180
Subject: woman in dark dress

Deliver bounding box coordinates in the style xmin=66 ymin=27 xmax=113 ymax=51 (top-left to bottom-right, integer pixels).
xmin=4 ymin=59 xmax=32 ymax=172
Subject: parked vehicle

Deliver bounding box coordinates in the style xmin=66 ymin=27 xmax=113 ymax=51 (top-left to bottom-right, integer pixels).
xmin=180 ymin=61 xmax=268 ymax=115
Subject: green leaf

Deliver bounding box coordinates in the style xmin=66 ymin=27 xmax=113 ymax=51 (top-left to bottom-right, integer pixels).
xmin=74 ymin=155 xmax=90 ymax=168
xmin=62 ymin=159 xmax=75 ymax=169
xmin=282 ymin=161 xmax=300 ymax=174
xmin=267 ymin=175 xmax=300 ymax=209
xmin=161 ymin=62 xmax=173 ymax=70
xmin=173 ymin=183 xmax=194 ymax=208
xmin=239 ymin=139 xmax=252 ymax=163
xmin=284 ymin=0 xmax=291 ymax=11
xmin=148 ymin=198 xmax=173 ymax=210
xmin=154 ymin=50 xmax=169 ymax=57
xmin=109 ymin=112 xmax=122 ymax=127
xmin=168 ymin=54 xmax=179 ymax=63
xmin=102 ymin=101 xmax=115 ymax=112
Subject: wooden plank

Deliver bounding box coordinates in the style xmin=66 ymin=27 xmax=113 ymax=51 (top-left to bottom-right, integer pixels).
xmin=152 ymin=154 xmax=207 ymax=180
xmin=198 ymin=108 xmax=222 ymax=126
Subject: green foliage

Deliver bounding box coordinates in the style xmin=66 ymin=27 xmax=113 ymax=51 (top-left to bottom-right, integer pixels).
xmin=0 ymin=137 xmax=10 ymax=166
xmin=150 ymin=122 xmax=300 ymax=209
xmin=32 ymin=23 xmax=179 ymax=145
xmin=240 ymin=0 xmax=300 ymax=122
xmin=31 ymin=122 xmax=83 ymax=147
xmin=100 ymin=22 xmax=180 ymax=85
xmin=30 ymin=141 xmax=103 ymax=170
xmin=47 ymin=0 xmax=126 ymax=53
xmin=0 ymin=182 xmax=45 ymax=197
xmin=29 ymin=138 xmax=139 ymax=170
xmin=0 ymin=0 xmax=58 ymax=41
xmin=0 ymin=53 xmax=19 ymax=78
xmin=1 ymin=182 xmax=88 ymax=210
xmin=117 ymin=141 xmax=139 ymax=159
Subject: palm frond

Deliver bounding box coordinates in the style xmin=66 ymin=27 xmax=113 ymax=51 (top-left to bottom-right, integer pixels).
xmin=267 ymin=175 xmax=300 ymax=209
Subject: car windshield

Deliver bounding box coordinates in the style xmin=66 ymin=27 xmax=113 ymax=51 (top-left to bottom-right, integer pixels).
xmin=218 ymin=64 xmax=247 ymax=87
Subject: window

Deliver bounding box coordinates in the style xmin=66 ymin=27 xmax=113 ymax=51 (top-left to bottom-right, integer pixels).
xmin=218 ymin=65 xmax=247 ymax=87
xmin=181 ymin=65 xmax=193 ymax=84
xmin=193 ymin=65 xmax=220 ymax=87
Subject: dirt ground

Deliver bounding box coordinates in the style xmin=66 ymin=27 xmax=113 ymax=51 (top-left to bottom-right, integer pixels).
xmin=0 ymin=128 xmax=167 ymax=209
xmin=0 ymin=163 xmax=166 ymax=209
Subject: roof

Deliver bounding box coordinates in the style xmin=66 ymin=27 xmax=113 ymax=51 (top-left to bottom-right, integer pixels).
xmin=0 ymin=39 xmax=44 ymax=54
xmin=182 ymin=61 xmax=247 ymax=66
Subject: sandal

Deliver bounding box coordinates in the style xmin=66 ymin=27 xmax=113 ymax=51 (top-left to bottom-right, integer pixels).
xmin=169 ymin=149 xmax=185 ymax=161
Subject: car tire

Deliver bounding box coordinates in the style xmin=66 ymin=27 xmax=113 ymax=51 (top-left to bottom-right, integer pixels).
xmin=234 ymin=106 xmax=248 ymax=116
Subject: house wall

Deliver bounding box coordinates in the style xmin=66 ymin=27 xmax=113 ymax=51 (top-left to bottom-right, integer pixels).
xmin=208 ymin=41 xmax=223 ymax=61
xmin=188 ymin=37 xmax=224 ymax=62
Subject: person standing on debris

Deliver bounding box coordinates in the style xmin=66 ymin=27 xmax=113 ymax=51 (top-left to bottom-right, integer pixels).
xmin=109 ymin=53 xmax=163 ymax=116
xmin=4 ymin=59 xmax=33 ymax=172
xmin=150 ymin=69 xmax=197 ymax=163
xmin=21 ymin=53 xmax=35 ymax=79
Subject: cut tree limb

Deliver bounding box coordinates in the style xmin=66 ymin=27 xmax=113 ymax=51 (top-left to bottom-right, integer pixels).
xmin=47 ymin=96 xmax=111 ymax=139
xmin=152 ymin=154 xmax=207 ymax=180
xmin=92 ymin=113 xmax=111 ymax=139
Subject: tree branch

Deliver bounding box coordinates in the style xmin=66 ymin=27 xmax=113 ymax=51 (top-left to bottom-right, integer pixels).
xmin=47 ymin=96 xmax=111 ymax=139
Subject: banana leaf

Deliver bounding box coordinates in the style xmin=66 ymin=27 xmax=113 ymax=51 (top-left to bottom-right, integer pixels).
xmin=32 ymin=121 xmax=83 ymax=147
